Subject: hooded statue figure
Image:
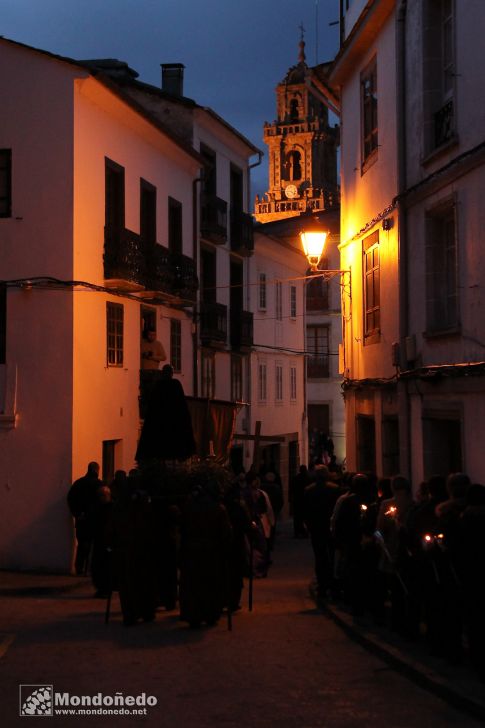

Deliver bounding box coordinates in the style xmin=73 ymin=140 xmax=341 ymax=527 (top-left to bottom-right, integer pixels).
xmin=136 ymin=364 xmax=196 ymax=462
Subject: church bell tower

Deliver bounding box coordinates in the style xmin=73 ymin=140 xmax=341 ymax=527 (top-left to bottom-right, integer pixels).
xmin=254 ymin=35 xmax=338 ymax=223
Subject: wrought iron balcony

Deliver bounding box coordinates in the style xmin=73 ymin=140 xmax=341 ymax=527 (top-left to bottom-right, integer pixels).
xmin=104 ymin=226 xmax=198 ymax=303
xmin=200 ymin=193 xmax=227 ymax=244
xmin=104 ymin=227 xmax=146 ymax=289
xmin=307 ymin=355 xmax=330 ymax=379
xmin=199 ymin=301 xmax=227 ymax=347
xmin=230 ymin=210 xmax=254 ymax=256
xmin=434 ymin=99 xmax=454 ymax=148
xmin=230 ymin=309 xmax=253 ymax=350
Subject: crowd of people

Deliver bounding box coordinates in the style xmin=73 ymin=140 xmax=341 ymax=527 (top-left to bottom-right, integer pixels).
xmin=67 ymin=462 xmax=284 ymax=629
xmin=292 ymin=465 xmax=485 ymax=683
xmin=67 ymin=459 xmax=485 ymax=682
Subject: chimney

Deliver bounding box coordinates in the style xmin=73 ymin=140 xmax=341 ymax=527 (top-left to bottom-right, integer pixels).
xmin=161 ymin=63 xmax=185 ymax=96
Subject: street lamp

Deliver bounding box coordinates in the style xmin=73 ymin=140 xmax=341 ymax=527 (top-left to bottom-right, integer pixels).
xmin=300 ymin=229 xmax=328 ymax=271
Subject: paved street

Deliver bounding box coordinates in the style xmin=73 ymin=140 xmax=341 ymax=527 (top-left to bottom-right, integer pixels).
xmin=0 ymin=526 xmax=481 ymax=728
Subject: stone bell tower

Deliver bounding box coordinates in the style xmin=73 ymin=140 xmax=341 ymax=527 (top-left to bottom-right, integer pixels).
xmin=254 ymin=35 xmax=338 ymax=223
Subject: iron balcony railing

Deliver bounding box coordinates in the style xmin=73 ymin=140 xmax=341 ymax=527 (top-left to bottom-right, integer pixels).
xmin=307 ymin=355 xmax=330 ymax=379
xmin=199 ymin=301 xmax=227 ymax=346
xmin=230 ymin=210 xmax=254 ymax=256
xmin=104 ymin=226 xmax=198 ymax=302
xmin=230 ymin=309 xmax=253 ymax=350
xmin=200 ymin=193 xmax=227 ymax=244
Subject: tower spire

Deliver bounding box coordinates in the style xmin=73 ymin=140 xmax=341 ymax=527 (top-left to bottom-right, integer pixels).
xmin=298 ymin=22 xmax=306 ymax=64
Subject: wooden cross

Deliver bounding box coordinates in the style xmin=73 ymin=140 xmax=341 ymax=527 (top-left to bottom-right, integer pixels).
xmin=233 ymin=420 xmax=285 ymax=470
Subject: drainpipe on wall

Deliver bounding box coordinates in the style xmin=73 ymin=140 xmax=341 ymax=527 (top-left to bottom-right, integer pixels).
xmin=244 ymin=151 xmax=263 ymax=446
xmin=192 ymin=175 xmax=203 ymax=397
xmin=396 ymin=0 xmax=411 ymax=479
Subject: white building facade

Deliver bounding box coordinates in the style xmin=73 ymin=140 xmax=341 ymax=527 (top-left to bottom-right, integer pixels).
xmin=326 ymin=0 xmax=485 ymax=484
xmin=0 ymin=39 xmax=200 ymax=569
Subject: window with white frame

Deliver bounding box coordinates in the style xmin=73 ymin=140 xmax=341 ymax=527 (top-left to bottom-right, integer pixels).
xmin=290 ymin=366 xmax=297 ymax=401
xmin=290 ymin=285 xmax=297 ymax=319
xmin=275 ymin=363 xmax=283 ymax=402
xmin=307 ymin=325 xmax=330 ymax=378
xmin=259 ymin=272 xmax=267 ymax=310
xmin=201 ymin=351 xmax=215 ymax=398
xmin=363 ymin=230 xmax=380 ymax=341
xmin=258 ymin=361 xmax=267 ymax=402
xmin=107 ymin=302 xmax=124 ymax=367
xmin=425 ymin=199 xmax=458 ymax=332
xmin=275 ymin=280 xmax=283 ymax=321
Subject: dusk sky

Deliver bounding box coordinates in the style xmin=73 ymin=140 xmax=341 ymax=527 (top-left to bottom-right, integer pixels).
xmin=2 ymin=0 xmax=340 ymax=196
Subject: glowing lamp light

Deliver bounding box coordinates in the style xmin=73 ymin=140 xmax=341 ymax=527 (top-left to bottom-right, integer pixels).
xmin=300 ymin=230 xmax=328 ymax=271
xmin=424 ymin=534 xmax=432 ymax=543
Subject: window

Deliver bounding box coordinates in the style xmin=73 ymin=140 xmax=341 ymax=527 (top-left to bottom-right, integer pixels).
xmin=105 ymin=158 xmax=124 ymax=232
xmin=200 ymin=144 xmax=217 ymax=196
xmin=231 ymin=355 xmax=243 ymax=402
xmin=275 ymin=364 xmax=283 ymax=402
xmin=258 ymin=361 xmax=267 ymax=402
xmin=170 ymin=319 xmax=182 ymax=373
xmin=275 ymin=281 xmax=283 ymax=321
xmin=259 ymin=273 xmax=267 ymax=310
xmin=307 ymin=325 xmax=330 ymax=378
xmin=0 ymin=150 xmax=12 ymax=218
xmin=425 ymin=201 xmax=458 ymax=332
xmin=290 ymin=366 xmax=297 ymax=401
xmin=285 ymin=150 xmax=302 ymax=181
xmin=361 ymin=58 xmax=378 ymax=169
xmin=107 ymin=302 xmax=124 ymax=366
xmin=0 ymin=283 xmax=6 ymax=364
xmin=140 ymin=179 xmax=157 ymax=245
xmin=363 ymin=231 xmax=380 ymax=340
xmin=423 ymin=0 xmax=455 ymax=151
xmin=168 ymin=197 xmax=182 ymax=254
xmin=306 ymin=262 xmax=329 ymax=311
xmin=201 ymin=351 xmax=215 ymax=398
xmin=290 ymin=285 xmax=297 ymax=319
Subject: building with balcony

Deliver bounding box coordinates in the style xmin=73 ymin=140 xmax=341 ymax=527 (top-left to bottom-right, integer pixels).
xmin=0 ymin=38 xmax=201 ymax=569
xmin=319 ymin=0 xmax=485 ymax=484
xmin=85 ymin=60 xmax=261 ymax=455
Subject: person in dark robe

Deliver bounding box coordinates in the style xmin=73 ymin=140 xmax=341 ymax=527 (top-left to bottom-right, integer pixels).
xmin=178 ymin=481 xmax=232 ymax=628
xmin=107 ymin=476 xmax=159 ymax=626
xmin=289 ymin=465 xmax=311 ymax=538
xmin=304 ymin=465 xmax=342 ymax=600
xmin=136 ymin=364 xmax=196 ymax=463
xmin=223 ymin=479 xmax=252 ymax=611
xmin=91 ymin=484 xmax=113 ymax=597
xmin=67 ymin=462 xmax=103 ymax=575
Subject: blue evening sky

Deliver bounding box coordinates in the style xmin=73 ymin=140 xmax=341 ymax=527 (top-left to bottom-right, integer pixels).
xmin=1 ymin=0 xmax=339 ymax=196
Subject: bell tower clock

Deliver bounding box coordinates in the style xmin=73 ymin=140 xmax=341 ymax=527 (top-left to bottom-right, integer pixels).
xmin=254 ymin=34 xmax=338 ymax=223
